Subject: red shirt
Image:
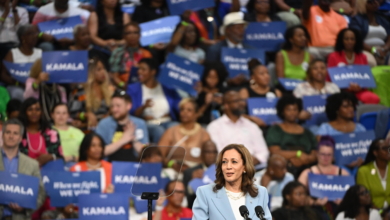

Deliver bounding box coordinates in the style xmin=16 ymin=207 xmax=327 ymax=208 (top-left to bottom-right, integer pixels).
xmin=326 ymin=51 xmax=368 ymax=81
xmin=161 ymin=207 xmax=193 ymax=220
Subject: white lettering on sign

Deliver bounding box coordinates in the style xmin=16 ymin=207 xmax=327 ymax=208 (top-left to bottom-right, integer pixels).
xmin=10 ymin=69 xmax=29 ymax=77
xmin=114 ymin=175 xmax=158 ymax=184
xmin=170 ymin=0 xmax=187 ymax=3
xmin=82 ymin=206 xmax=126 ymax=215
xmin=45 ymin=27 xmax=73 ymax=35
xmin=334 ymin=73 xmax=370 ymax=80
xmin=46 ymin=63 xmax=84 ymax=71
xmin=246 ymin=33 xmax=284 ymax=40
xmin=252 ymin=108 xmax=276 ymax=115
xmin=311 ymin=182 xmax=350 ymax=191
xmin=142 ymin=27 xmax=174 ymax=37
xmin=307 ymin=106 xmax=325 ymax=114
xmin=0 ymin=184 xmax=34 ymax=196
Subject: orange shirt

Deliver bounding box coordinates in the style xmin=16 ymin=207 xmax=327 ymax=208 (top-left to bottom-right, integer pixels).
xmin=304 ymin=6 xmax=348 ymax=47
xmin=70 ymin=160 xmax=112 ymax=193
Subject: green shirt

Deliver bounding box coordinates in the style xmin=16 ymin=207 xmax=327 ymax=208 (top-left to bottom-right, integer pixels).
xmin=266 ymin=125 xmax=317 ymax=154
xmin=0 ymin=86 xmax=10 ymax=119
xmin=55 ymin=126 xmax=84 ymax=157
xmin=281 ymin=50 xmax=310 ymax=80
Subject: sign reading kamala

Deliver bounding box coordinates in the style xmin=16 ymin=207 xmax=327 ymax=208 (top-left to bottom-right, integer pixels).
xmin=111 ymin=161 xmax=139 ymax=194
xmin=303 ymin=95 xmax=328 ymax=126
xmin=131 ymin=163 xmax=163 ymax=196
xmin=140 ymin=16 xmax=181 ymax=46
xmin=0 ymin=171 xmax=40 ymax=209
xmin=328 ymin=65 xmax=376 ymax=89
xmin=189 ymin=164 xmax=216 ymax=192
xmin=244 ymin=22 xmax=286 ymax=51
xmin=166 ymin=0 xmax=215 ymax=15
xmin=308 ymin=173 xmax=355 ymax=201
xmin=3 ymin=61 xmax=33 ymax=83
xmin=78 ymin=193 xmax=129 ymax=220
xmin=247 ymin=97 xmax=280 ymax=125
xmin=42 ymin=171 xmax=101 ymax=207
xmin=221 ymin=47 xmax=265 ymax=78
xmin=42 ymin=51 xmax=88 ymax=83
xmin=38 ymin=16 xmax=83 ymax=40
xmin=278 ymin=78 xmax=303 ymax=91
xmin=333 ymin=130 xmax=375 ymax=166
xmin=159 ymin=53 xmax=203 ymax=96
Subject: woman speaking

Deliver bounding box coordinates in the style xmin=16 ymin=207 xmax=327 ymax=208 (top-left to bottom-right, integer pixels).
xmin=192 ymin=144 xmax=272 ymax=220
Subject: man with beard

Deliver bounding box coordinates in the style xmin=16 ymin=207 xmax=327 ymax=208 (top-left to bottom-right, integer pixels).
xmin=206 ymin=90 xmax=269 ymax=165
xmin=96 ymin=91 xmax=149 ymax=162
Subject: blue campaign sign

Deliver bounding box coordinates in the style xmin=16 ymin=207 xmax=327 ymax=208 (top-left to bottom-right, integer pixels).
xmin=38 ymin=16 xmax=83 ymax=40
xmin=244 ymin=22 xmax=286 ymax=51
xmin=166 ymin=0 xmax=215 ymax=15
xmin=189 ymin=165 xmax=216 ymax=192
xmin=303 ymin=95 xmax=328 ymax=126
xmin=0 ymin=171 xmax=40 ymax=209
xmin=42 ymin=171 xmax=101 ymax=207
xmin=328 ymin=65 xmax=376 ymax=89
xmin=308 ymin=173 xmax=355 ymax=201
xmin=278 ymin=78 xmax=304 ymax=91
xmin=158 ymin=53 xmax=203 ymax=96
xmin=42 ymin=51 xmax=88 ymax=83
xmin=131 ymin=163 xmax=163 ymax=196
xmin=221 ymin=47 xmax=265 ymax=78
xmin=140 ymin=16 xmax=181 ymax=46
xmin=78 ymin=193 xmax=129 ymax=220
xmin=333 ymin=130 xmax=376 ymax=166
xmin=121 ymin=4 xmax=135 ymax=14
xmin=247 ymin=97 xmax=280 ymax=125
xmin=3 ymin=61 xmax=33 ymax=83
xmin=41 ymin=159 xmax=65 ymax=172
xmin=111 ymin=161 xmax=139 ymax=195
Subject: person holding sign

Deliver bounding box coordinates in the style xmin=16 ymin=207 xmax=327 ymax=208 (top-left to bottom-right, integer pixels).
xmin=266 ymin=95 xmax=317 ymax=177
xmin=335 ymin=185 xmax=382 ymax=220
xmin=192 ymin=144 xmax=272 ymax=220
xmin=0 ymin=119 xmax=45 ymax=220
xmin=357 ymin=139 xmax=390 ymax=209
xmin=274 ymin=0 xmax=302 ymax=28
xmin=132 ymin=0 xmax=169 ymax=24
xmin=244 ymin=0 xmax=281 ymax=22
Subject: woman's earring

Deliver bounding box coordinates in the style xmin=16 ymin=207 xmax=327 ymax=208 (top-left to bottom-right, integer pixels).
xmin=250 ymin=79 xmax=255 ymax=85
xmin=243 ymin=171 xmax=246 ymax=174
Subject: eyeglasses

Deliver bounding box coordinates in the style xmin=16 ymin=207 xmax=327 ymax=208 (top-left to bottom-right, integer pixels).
xmin=378 ymin=146 xmax=390 ymax=152
xmin=318 ymin=153 xmax=333 ymax=158
xmin=358 ymin=189 xmax=369 ymax=196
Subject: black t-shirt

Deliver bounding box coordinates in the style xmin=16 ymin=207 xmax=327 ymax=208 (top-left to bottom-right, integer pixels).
xmin=131 ymin=5 xmax=169 ymax=24
xmin=107 ymin=124 xmax=138 ymax=162
xmin=283 ymin=0 xmax=303 ymax=9
xmin=272 ymin=207 xmax=322 ymax=220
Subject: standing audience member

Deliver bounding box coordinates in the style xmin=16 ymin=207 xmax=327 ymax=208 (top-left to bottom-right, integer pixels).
xmin=357 ymin=139 xmax=390 ymax=209
xmin=6 ymin=99 xmax=22 ymax=119
xmin=207 ymin=90 xmax=269 ymax=165
xmin=127 ymin=58 xmax=180 ymax=144
xmin=52 ymin=103 xmax=84 ymax=162
xmin=335 ymin=185 xmax=382 ymax=220
xmin=244 ymin=0 xmax=281 ymax=22
xmin=275 ymin=0 xmax=302 ymax=28
xmin=0 ymin=119 xmax=45 ymax=219
xmin=132 ymin=0 xmax=168 ymax=24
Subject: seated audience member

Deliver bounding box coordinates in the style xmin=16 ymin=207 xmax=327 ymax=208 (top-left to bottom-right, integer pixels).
xmin=293 ymin=59 xmax=340 ymax=98
xmin=302 ymin=0 xmax=348 ymax=60
xmin=88 ymin=0 xmax=130 ymax=52
xmin=32 ymin=0 xmax=90 ymax=51
xmin=0 ymin=119 xmax=45 ymax=219
xmin=167 ymin=20 xmax=205 ymax=64
xmin=383 ymin=206 xmax=390 ymax=220
xmin=18 ymin=98 xmax=63 ymax=166
xmin=23 ymin=59 xmax=67 ymax=121
xmin=275 ymin=25 xmax=312 ymax=80
xmin=109 ymin=22 xmax=152 ymax=88
xmin=207 ymin=90 xmax=269 ymax=165
xmin=255 ymin=154 xmax=294 ymax=211
xmin=328 ymin=28 xmax=380 ymax=104
xmin=183 ymin=140 xmax=218 ymax=208
xmin=350 ymin=0 xmax=390 ymax=65
xmin=68 ymin=57 xmax=114 ymax=129
xmin=275 ymin=0 xmax=302 ymax=28
xmin=330 ymin=0 xmax=356 ymax=16
xmin=266 ymin=95 xmax=317 ymax=176
xmin=317 ymin=92 xmax=366 ymax=136
xmin=244 ymin=0 xmax=281 ymax=22
xmin=196 ymin=62 xmax=227 ymax=125
xmin=96 ymin=91 xmax=149 ymax=162
xmin=52 ymin=103 xmax=84 ymax=162
xmin=188 ymin=8 xmax=222 ymax=45
xmin=70 ymin=132 xmax=114 ymax=193
xmin=140 ymin=146 xmax=163 ymax=163
xmin=6 ymin=99 xmax=22 ymax=119
xmin=335 ymin=185 xmax=382 ymax=220
xmin=154 ymin=181 xmax=193 ymax=220
xmin=159 ymin=98 xmax=211 ymax=167
xmin=127 ymin=58 xmax=180 ymax=144
xmin=132 ymin=0 xmax=169 ymax=24
xmin=357 ymin=139 xmax=390 ymax=209
xmin=272 ymin=181 xmax=323 ymax=220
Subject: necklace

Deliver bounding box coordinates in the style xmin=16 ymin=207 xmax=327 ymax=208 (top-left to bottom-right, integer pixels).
xmin=179 ymin=123 xmax=201 ymax=136
xmin=26 ymin=132 xmax=43 ymax=153
xmin=225 ymin=189 xmax=244 ymax=200
xmin=86 ymin=161 xmax=101 ymax=170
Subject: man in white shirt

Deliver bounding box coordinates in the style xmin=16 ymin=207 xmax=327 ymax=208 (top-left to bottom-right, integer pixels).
xmin=207 ymin=90 xmax=269 ymax=165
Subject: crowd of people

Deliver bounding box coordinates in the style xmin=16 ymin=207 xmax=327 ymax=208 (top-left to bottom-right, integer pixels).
xmin=1 ymin=0 xmax=390 ymax=219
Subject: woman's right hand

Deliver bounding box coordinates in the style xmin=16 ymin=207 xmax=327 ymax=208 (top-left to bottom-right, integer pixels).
xmin=205 ymin=93 xmax=213 ymax=105
xmin=143 ymin=99 xmax=154 ymax=109
xmin=105 ymin=39 xmax=117 ymax=51
xmin=87 ymin=112 xmax=98 ymax=129
xmin=156 ymin=189 xmax=166 ymax=207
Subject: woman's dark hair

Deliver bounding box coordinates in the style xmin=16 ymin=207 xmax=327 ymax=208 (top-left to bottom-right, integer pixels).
xmin=246 ymin=0 xmax=277 ymax=15
xmin=282 ymin=25 xmax=311 ymax=50
xmin=247 ymin=58 xmax=264 ymax=76
xmin=317 ymin=135 xmax=336 ymax=150
xmin=337 ymin=185 xmax=371 ymax=218
xmin=173 ymin=21 xmax=201 ymax=47
xmin=78 ymin=132 xmax=106 ymax=162
xmin=17 ymin=24 xmax=35 ymax=42
xmin=282 ymin=181 xmax=305 ymax=206
xmin=96 ymin=0 xmax=123 ymax=31
xmin=51 ymin=103 xmax=69 ymax=114
xmin=139 ymin=58 xmax=158 ymax=73
xmin=335 ymin=28 xmax=364 ymax=53
xmin=276 ymin=95 xmax=303 ymax=120
xmin=363 ymin=138 xmax=384 ymax=165
xmin=18 ymin=98 xmax=51 ymax=135
xmin=6 ymin=99 xmax=22 ymax=115
xmin=123 ymin=22 xmax=141 ymax=34
xmin=140 ymin=0 xmax=166 ymax=7
xmin=139 ymin=146 xmax=162 ymax=162
xmin=201 ymin=61 xmax=228 ymax=90
xmin=325 ymin=92 xmax=358 ymax=121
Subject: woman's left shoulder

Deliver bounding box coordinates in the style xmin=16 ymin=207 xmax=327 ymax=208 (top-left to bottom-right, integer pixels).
xmin=253 ymin=184 xmax=268 ymax=194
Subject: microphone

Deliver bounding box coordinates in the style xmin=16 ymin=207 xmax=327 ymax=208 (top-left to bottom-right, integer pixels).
xmin=239 ymin=205 xmax=252 ymax=220
xmin=255 ymin=206 xmax=265 ymax=220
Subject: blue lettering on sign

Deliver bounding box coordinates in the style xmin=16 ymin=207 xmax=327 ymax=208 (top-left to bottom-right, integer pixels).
xmin=82 ymin=206 xmax=126 ymax=215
